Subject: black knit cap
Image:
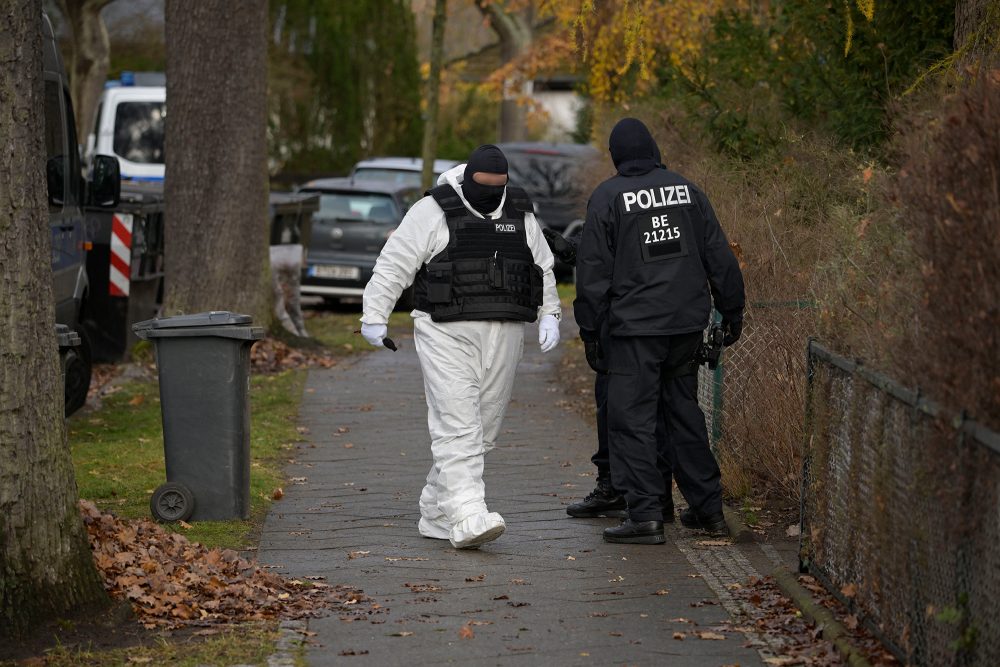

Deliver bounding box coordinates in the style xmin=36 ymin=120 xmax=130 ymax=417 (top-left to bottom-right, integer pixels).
xmin=608 ymin=117 xmax=659 ymax=176
xmin=462 ymin=144 xmax=509 ymax=215
xmin=464 ymin=144 xmax=508 ymax=181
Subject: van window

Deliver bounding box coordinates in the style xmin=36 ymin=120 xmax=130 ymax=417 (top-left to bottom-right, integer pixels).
xmin=113 ymin=101 xmax=165 ymax=164
xmin=44 ymin=80 xmax=65 ymax=211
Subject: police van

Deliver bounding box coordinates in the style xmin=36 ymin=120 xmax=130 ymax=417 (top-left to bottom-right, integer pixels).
xmin=42 ymin=14 xmax=121 ymax=414
xmin=84 ymin=73 xmax=165 ymax=182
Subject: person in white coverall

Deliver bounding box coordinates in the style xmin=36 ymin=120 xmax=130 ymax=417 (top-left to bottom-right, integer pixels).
xmin=360 ymin=145 xmax=561 ymax=549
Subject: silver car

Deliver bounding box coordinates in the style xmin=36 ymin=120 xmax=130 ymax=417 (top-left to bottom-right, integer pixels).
xmin=350 ymin=156 xmax=459 ymax=189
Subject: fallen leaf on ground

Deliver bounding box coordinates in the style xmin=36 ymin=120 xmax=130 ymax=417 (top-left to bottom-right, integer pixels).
xmin=786 ymin=524 xmax=801 ymax=537
xmin=566 ymin=556 xmax=576 ymax=561
xmin=673 ymin=632 xmax=686 ymax=640
xmin=272 ymin=488 xmax=284 ymax=500
xmin=128 ymin=395 xmax=145 ymax=406
xmin=696 ymin=540 xmax=731 ymax=547
xmin=347 ymin=551 xmax=370 ymax=559
xmin=697 ymin=631 xmax=726 ymax=640
xmin=841 ymin=583 xmax=858 ymax=598
xmin=78 ymin=500 xmax=376 ymax=629
xmin=844 ymin=614 xmax=859 ymax=630
xmin=653 ymin=589 xmax=670 ymax=596
xmin=177 ymin=520 xmax=192 ymax=530
xmin=465 ymin=574 xmax=485 ymax=582
xmin=458 ymin=624 xmax=475 ymax=639
xmin=390 ymin=631 xmax=414 ymax=637
xmin=764 ymin=657 xmax=803 ymax=665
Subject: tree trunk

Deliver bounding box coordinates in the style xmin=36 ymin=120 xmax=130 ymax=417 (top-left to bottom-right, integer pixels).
xmin=421 ymin=0 xmax=448 ymax=191
xmin=0 ymin=0 xmax=108 ymax=635
xmin=954 ymin=0 xmax=999 ymax=60
xmin=476 ymin=0 xmax=533 ymax=142
xmin=164 ymin=0 xmax=270 ymax=323
xmin=59 ymin=0 xmax=113 ymax=141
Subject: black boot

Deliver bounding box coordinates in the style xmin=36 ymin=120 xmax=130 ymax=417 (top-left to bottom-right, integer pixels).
xmin=566 ymin=479 xmax=627 ymax=518
xmin=680 ymin=507 xmax=728 ymax=536
xmin=603 ymin=519 xmax=665 ymax=544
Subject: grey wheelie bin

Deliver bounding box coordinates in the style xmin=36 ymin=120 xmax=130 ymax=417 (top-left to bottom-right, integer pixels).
xmin=132 ymin=311 xmax=264 ymax=522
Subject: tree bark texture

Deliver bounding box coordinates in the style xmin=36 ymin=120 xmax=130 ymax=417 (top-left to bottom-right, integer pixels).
xmin=0 ymin=0 xmax=108 ymax=635
xmin=164 ymin=0 xmax=270 ymax=323
xmin=476 ymin=0 xmax=532 ymax=142
xmin=59 ymin=0 xmax=113 ymax=140
xmin=954 ymin=0 xmax=999 ymax=60
xmin=421 ymin=0 xmax=448 ymax=191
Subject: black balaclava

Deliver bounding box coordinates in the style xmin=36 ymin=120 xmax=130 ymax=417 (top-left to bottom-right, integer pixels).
xmin=463 ymin=144 xmax=509 ymax=215
xmin=608 ymin=117 xmax=660 ymax=177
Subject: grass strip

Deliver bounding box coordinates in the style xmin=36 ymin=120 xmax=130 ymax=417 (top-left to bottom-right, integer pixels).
xmin=70 ymin=369 xmax=307 ymax=550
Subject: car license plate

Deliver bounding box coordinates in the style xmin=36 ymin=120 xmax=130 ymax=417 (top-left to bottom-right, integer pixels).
xmin=310 ymin=264 xmax=360 ymax=280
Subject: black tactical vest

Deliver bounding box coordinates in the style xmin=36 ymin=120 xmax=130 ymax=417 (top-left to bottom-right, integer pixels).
xmin=412 ymin=184 xmax=543 ymax=323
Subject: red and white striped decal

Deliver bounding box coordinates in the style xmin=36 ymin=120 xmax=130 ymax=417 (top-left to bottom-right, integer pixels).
xmin=109 ymin=213 xmax=133 ymax=297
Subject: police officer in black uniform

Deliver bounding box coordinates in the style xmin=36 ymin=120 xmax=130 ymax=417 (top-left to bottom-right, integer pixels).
xmin=543 ymin=210 xmax=673 ymax=522
xmin=574 ymin=118 xmax=745 ymax=545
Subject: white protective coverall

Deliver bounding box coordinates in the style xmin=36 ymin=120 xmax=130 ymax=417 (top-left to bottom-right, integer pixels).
xmin=361 ymin=165 xmax=561 ymax=548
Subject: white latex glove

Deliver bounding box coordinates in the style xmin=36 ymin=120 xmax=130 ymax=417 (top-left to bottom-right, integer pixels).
xmin=538 ymin=314 xmax=560 ymax=353
xmin=361 ymin=323 xmax=387 ymax=348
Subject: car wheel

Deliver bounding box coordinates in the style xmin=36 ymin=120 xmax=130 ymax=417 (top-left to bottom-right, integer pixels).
xmin=64 ymin=326 xmax=92 ymax=417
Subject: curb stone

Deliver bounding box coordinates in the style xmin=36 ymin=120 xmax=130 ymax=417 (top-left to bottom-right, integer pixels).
xmin=263 ymin=619 xmax=307 ymax=667
xmin=770 ymin=567 xmax=873 ymax=667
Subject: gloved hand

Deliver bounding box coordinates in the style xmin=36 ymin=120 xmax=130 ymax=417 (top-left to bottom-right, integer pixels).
xmin=361 ymin=323 xmax=388 ymax=348
xmin=538 ymin=314 xmax=560 ymax=353
xmin=721 ymin=317 xmax=743 ymax=347
xmin=541 ymin=227 xmax=577 ymax=266
xmin=584 ymin=339 xmax=607 ymax=373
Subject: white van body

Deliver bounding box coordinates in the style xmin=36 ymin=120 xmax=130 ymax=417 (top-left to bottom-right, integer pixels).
xmin=86 ymin=83 xmax=166 ymax=182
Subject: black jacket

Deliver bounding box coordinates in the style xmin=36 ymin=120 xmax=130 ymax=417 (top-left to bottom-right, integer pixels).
xmin=574 ymin=167 xmax=745 ymax=339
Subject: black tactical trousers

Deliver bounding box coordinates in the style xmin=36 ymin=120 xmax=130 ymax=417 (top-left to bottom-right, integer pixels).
xmin=606 ymin=332 xmax=720 ymax=522
xmin=594 ymin=371 xmax=672 ymax=496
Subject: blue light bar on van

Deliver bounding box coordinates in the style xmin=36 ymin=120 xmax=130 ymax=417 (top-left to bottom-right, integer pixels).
xmin=121 ymin=71 xmax=135 ymax=86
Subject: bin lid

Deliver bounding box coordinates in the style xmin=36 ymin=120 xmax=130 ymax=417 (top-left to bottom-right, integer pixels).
xmin=133 ymin=311 xmax=252 ymax=332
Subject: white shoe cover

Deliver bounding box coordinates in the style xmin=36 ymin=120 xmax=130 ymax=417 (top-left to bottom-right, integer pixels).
xmin=449 ymin=512 xmax=506 ymax=549
xmin=418 ymin=515 xmax=451 ymax=540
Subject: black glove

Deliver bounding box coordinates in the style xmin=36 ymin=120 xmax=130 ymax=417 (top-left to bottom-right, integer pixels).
xmin=541 ymin=227 xmax=577 ymax=266
xmin=721 ymin=317 xmax=743 ymax=347
xmin=584 ymin=339 xmax=607 ymax=373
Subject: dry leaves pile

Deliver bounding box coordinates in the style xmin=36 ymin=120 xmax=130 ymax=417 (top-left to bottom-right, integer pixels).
xmin=251 ymin=337 xmax=337 ymax=374
xmin=80 ymin=500 xmax=375 ymax=629
xmin=735 ymin=576 xmax=900 ymax=666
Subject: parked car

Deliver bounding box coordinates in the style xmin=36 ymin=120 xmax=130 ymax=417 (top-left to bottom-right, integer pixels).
xmin=297 ymin=178 xmax=420 ymax=306
xmin=497 ymin=142 xmax=601 ymax=238
xmin=350 ymin=157 xmax=459 ymax=189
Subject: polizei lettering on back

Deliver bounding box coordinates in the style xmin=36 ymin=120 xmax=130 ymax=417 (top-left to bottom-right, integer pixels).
xmin=621 ymin=185 xmax=692 ymax=212
xmin=495 ymin=223 xmax=516 ymax=232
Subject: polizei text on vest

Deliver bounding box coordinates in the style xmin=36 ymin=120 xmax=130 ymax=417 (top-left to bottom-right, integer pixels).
xmin=622 ymin=185 xmax=692 ymax=212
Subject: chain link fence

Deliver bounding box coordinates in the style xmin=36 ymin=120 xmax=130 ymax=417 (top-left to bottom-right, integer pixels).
xmin=698 ymin=301 xmax=817 ymax=499
xmin=800 ymin=340 xmax=1000 ymax=666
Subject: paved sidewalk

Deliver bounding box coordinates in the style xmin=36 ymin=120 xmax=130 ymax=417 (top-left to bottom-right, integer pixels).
xmin=258 ymin=317 xmax=767 ymax=666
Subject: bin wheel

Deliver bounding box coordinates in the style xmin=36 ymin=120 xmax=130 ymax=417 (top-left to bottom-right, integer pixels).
xmin=151 ymin=482 xmax=195 ymax=522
